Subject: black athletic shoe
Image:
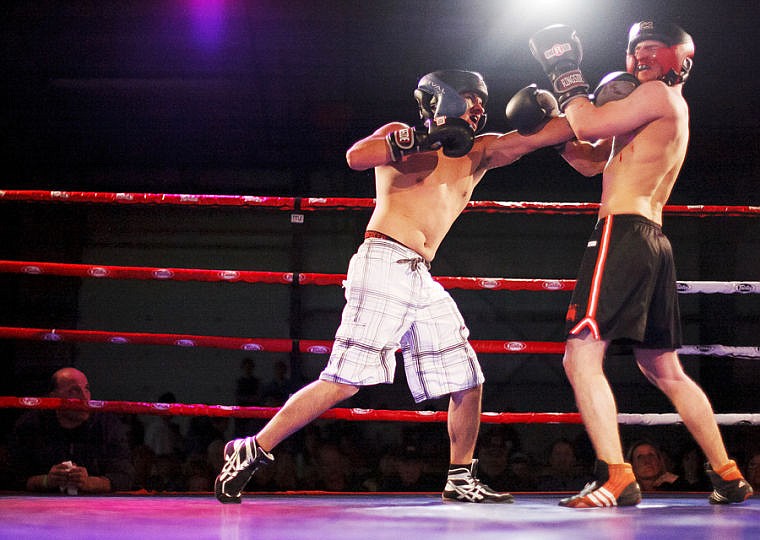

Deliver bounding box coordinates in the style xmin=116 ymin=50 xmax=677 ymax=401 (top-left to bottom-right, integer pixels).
xmin=214 ymin=436 xmax=274 ymax=504
xmin=442 ymin=459 xmax=514 ymax=503
xmin=705 ymin=460 xmax=753 ymax=504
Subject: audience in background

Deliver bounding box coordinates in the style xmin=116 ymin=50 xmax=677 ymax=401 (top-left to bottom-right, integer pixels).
xmin=4 ymin=370 xmax=755 ymax=496
xmin=535 ymin=438 xmax=594 ymax=492
xmin=376 ymin=443 xmax=441 ymax=492
xmin=474 ymin=425 xmax=519 ymax=492
xmin=746 ymin=450 xmax=760 ymax=492
xmin=7 ymin=367 xmax=135 ymax=493
xmin=627 ymin=439 xmax=692 ymax=491
xmin=674 ymin=443 xmax=711 ymax=491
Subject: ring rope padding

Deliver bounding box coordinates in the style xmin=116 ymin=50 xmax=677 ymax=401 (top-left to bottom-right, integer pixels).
xmin=1 ymin=260 xmax=758 ymax=294
xmin=1 ymin=397 xmax=758 ymax=425
xmin=0 ymin=326 xmax=757 ymax=358
xmin=2 ymin=190 xmax=759 ymax=216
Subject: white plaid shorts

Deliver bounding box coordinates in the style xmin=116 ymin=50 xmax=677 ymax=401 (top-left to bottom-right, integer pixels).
xmin=320 ymin=237 xmax=484 ymax=402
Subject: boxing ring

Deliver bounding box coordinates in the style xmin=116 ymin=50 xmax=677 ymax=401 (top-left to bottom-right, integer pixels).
xmin=1 ymin=190 xmax=758 ymax=539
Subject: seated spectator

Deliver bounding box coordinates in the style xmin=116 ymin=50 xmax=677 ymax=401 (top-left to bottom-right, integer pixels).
xmin=7 ymin=367 xmax=135 ymax=493
xmin=309 ymin=442 xmax=363 ymax=492
xmin=475 ymin=427 xmax=515 ymax=492
xmin=627 ymin=439 xmax=692 ymax=491
xmin=143 ymin=392 xmax=184 ymax=460
xmin=535 ymin=438 xmax=594 ymax=492
xmin=261 ymin=360 xmax=295 ymax=406
xmin=506 ymin=452 xmax=537 ymax=492
xmin=675 ymin=443 xmax=711 ymax=491
xmin=378 ymin=444 xmax=441 ymax=492
xmin=746 ymin=450 xmax=760 ymax=492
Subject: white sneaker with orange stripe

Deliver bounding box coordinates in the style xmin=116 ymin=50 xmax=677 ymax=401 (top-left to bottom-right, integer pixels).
xmin=559 ymin=460 xmax=641 ymax=508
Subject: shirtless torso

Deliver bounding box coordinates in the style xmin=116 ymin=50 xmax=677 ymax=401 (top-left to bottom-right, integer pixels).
xmin=348 ymin=117 xmax=574 ymax=261
xmin=562 ymin=58 xmax=690 ymax=225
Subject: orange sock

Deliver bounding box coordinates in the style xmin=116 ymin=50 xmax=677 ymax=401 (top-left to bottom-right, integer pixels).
xmin=714 ymin=460 xmax=742 ymax=480
xmin=606 ymin=462 xmax=636 ymax=491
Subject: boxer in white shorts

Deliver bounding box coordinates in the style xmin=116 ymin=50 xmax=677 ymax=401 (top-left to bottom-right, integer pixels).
xmin=321 ymin=233 xmax=483 ymax=403
xmin=214 ymin=69 xmax=575 ymax=504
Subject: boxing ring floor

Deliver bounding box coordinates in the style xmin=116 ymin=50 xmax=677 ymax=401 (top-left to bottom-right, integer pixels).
xmin=0 ymin=493 xmax=757 ymax=540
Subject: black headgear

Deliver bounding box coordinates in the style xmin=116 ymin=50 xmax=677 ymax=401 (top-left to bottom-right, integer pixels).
xmin=414 ymin=70 xmax=488 ymax=131
xmin=626 ymin=21 xmax=695 ymax=86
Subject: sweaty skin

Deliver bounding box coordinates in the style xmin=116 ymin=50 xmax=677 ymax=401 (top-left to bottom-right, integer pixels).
xmin=559 ymin=40 xmax=737 ymax=483
xmin=346 ymin=93 xmax=574 ymax=261
xmin=560 ymin=40 xmax=690 ymax=225
xmin=252 ymin=91 xmax=574 ymax=468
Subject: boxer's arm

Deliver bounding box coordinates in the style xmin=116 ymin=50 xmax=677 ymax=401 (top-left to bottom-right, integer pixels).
xmin=565 ymin=81 xmax=671 ymax=141
xmin=479 ymin=116 xmax=575 ymax=170
xmin=559 ymin=138 xmax=611 ymax=177
xmin=345 ymin=122 xmax=409 ymax=171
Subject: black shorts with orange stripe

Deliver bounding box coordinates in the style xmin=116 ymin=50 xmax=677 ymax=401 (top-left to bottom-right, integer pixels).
xmin=565 ymin=214 xmax=682 ymax=349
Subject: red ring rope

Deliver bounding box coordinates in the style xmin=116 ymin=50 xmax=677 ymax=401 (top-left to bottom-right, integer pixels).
xmin=3 ymin=189 xmax=757 ymax=431
xmin=2 ymin=190 xmax=759 ymax=216
xmin=0 ymin=326 xmax=757 ymax=358
xmin=2 ymin=260 xmax=758 ymax=294
xmin=2 ymin=397 xmax=759 ymax=425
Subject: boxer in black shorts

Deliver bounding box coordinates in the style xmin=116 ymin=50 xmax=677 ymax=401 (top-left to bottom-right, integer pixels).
xmin=565 ymin=214 xmax=681 ymax=348
xmin=530 ymin=20 xmax=752 ymax=507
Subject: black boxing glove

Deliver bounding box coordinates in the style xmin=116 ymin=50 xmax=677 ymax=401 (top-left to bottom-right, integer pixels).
xmin=592 ymin=71 xmax=640 ymax=107
xmin=529 ymin=24 xmax=589 ymax=112
xmin=505 ymin=84 xmax=559 ymax=135
xmin=385 ymin=126 xmax=438 ymax=162
xmin=427 ymin=117 xmax=474 ymax=158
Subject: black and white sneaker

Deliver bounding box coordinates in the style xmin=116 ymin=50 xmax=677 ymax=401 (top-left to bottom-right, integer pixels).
xmin=442 ymin=459 xmax=514 ymax=503
xmin=214 ymin=436 xmax=274 ymax=504
xmin=705 ymin=460 xmax=753 ymax=504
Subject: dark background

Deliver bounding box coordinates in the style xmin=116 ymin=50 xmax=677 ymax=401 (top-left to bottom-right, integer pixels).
xmin=1 ymin=1 xmax=758 ymax=460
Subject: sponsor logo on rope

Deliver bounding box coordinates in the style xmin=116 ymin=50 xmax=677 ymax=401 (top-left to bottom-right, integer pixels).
xmin=479 ymin=279 xmax=499 ymax=289
xmin=736 ymin=283 xmax=756 ymax=293
xmin=505 ymin=341 xmax=527 ymax=352
xmin=175 ymin=339 xmax=196 ymax=347
xmin=22 ymin=266 xmax=42 ymax=274
xmin=219 ymin=270 xmax=240 ymax=280
xmin=88 ymin=267 xmax=109 ymax=277
xmin=676 ymin=282 xmax=691 ymax=291
xmin=20 ymin=397 xmax=40 ymax=406
xmin=241 ymin=343 xmax=263 ymax=351
xmin=109 ymin=336 xmax=129 ymax=344
xmin=153 ymin=269 xmax=174 ymax=279
xmin=88 ymin=400 xmax=105 ymax=408
xmin=307 ymin=345 xmax=330 ymax=354
xmin=542 ymin=280 xmax=563 ymax=290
